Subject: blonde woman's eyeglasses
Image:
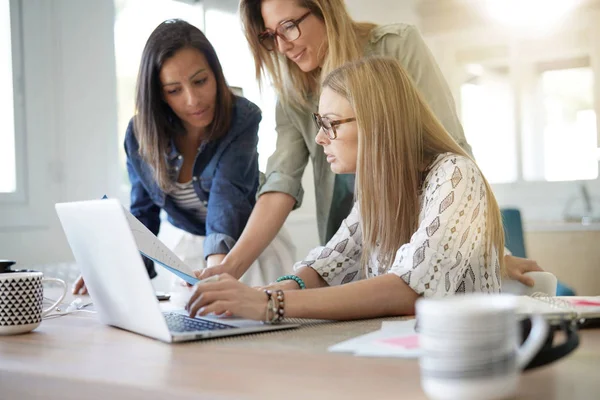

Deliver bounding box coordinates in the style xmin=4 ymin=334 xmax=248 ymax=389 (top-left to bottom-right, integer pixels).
xmin=258 ymin=11 xmax=311 ymax=51
xmin=312 ymin=113 xmax=356 ymax=140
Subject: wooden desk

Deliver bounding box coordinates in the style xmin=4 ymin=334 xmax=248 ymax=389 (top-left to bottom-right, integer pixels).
xmin=1 ymin=293 xmax=600 ymax=400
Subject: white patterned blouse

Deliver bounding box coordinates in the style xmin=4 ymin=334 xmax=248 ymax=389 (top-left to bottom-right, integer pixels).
xmin=293 ymin=153 xmax=502 ymax=297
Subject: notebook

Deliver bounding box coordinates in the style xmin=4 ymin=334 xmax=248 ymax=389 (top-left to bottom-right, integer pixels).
xmin=121 ymin=205 xmax=200 ymax=285
xmin=517 ymin=293 xmax=600 ymax=327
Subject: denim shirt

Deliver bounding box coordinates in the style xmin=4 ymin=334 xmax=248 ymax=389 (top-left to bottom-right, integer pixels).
xmin=125 ymin=96 xmax=262 ymax=269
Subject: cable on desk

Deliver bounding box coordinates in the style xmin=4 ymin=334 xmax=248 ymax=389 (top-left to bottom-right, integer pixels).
xmin=42 ymin=297 xmax=96 ymax=319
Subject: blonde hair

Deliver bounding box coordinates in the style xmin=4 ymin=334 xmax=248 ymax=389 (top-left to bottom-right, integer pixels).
xmin=322 ymin=57 xmax=505 ymax=275
xmin=240 ymin=0 xmax=376 ymax=109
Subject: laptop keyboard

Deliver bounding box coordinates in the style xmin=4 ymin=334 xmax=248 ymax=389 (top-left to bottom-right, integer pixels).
xmin=163 ymin=312 xmax=235 ymax=333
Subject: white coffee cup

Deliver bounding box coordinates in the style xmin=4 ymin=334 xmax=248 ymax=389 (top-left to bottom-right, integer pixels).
xmin=416 ymin=294 xmax=549 ymax=400
xmin=0 ymin=262 xmax=67 ymax=335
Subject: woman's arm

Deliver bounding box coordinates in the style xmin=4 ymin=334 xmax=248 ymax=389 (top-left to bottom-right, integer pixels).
xmin=206 ymin=254 xmax=226 ymax=268
xmin=274 ymin=265 xmax=329 ymax=289
xmin=199 ymin=101 xmax=310 ymax=280
xmin=199 ymin=191 xmax=296 ymax=279
xmin=285 ymin=274 xmax=418 ymax=319
xmin=186 ymin=273 xmax=418 ymax=321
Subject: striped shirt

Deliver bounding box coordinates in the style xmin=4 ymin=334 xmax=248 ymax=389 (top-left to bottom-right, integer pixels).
xmin=169 ymin=180 xmax=207 ymax=222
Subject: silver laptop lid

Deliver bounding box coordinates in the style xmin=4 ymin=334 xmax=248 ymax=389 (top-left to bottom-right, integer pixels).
xmin=56 ymin=199 xmax=172 ymax=342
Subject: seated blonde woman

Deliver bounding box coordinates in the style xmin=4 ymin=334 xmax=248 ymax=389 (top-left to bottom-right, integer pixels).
xmin=185 ymin=57 xmax=504 ymax=322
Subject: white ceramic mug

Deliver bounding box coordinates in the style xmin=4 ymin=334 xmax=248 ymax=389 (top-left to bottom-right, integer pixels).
xmin=416 ymin=294 xmax=549 ymax=400
xmin=0 ymin=261 xmax=67 ymax=335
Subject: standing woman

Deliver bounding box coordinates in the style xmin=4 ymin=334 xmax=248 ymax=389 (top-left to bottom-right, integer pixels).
xmin=73 ymin=19 xmax=294 ymax=294
xmin=199 ymin=0 xmax=541 ymax=285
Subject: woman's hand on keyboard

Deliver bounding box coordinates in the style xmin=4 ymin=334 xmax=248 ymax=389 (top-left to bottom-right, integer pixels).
xmin=186 ymin=274 xmax=268 ymax=321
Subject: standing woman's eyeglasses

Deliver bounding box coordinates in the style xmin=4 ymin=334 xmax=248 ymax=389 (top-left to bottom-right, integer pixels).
xmin=312 ymin=113 xmax=356 ymax=140
xmin=258 ymin=11 xmax=312 ymax=51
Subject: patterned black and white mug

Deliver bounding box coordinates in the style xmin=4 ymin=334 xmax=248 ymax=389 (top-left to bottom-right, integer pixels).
xmin=0 ymin=260 xmax=67 ymax=335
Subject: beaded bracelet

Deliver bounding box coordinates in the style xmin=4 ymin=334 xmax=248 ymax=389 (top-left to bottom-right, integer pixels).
xmin=263 ymin=289 xmax=285 ymax=324
xmin=264 ymin=291 xmax=275 ymax=324
xmin=275 ymin=274 xmax=306 ymax=289
xmin=273 ymin=289 xmax=285 ymax=323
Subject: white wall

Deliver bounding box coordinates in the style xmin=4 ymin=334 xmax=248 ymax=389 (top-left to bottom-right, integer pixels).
xmin=0 ymin=0 xmax=119 ymax=266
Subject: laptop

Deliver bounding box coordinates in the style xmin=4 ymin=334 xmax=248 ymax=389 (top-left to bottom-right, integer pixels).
xmin=55 ymin=199 xmax=299 ymax=343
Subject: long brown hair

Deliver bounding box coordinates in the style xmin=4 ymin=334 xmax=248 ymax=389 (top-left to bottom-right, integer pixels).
xmin=240 ymin=0 xmax=376 ymax=109
xmin=322 ymin=57 xmax=505 ymax=275
xmin=134 ymin=19 xmax=234 ymax=192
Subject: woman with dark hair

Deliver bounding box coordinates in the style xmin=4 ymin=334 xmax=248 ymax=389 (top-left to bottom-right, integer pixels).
xmin=73 ymin=19 xmax=294 ymax=294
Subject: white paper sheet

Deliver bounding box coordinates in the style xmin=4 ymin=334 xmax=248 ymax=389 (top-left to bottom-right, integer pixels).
xmin=328 ymin=319 xmax=420 ymax=358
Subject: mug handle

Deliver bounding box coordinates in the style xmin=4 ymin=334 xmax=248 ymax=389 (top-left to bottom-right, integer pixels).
xmin=517 ymin=314 xmax=550 ymax=370
xmin=523 ymin=320 xmax=580 ymax=371
xmin=41 ymin=277 xmax=68 ymax=317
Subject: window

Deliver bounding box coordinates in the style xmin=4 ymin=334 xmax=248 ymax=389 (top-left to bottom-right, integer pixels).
xmin=425 ymin=1 xmax=600 ymax=222
xmin=461 ymin=65 xmax=517 ymax=183
xmin=113 ymin=0 xmax=205 ymax=190
xmin=0 ymin=0 xmax=16 ymax=193
xmin=459 ymin=60 xmax=598 ymax=185
xmin=526 ymin=64 xmax=597 ymax=182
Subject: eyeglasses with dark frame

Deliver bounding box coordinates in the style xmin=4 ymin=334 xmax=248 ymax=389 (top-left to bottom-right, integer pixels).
xmin=312 ymin=113 xmax=356 ymax=140
xmin=258 ymin=11 xmax=312 ymax=52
